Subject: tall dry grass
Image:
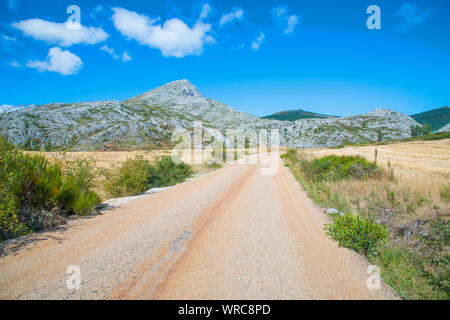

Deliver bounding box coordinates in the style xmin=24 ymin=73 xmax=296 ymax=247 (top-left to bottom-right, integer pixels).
xmin=283 ymin=140 xmax=450 ymax=299
xmin=304 ymin=139 xmax=450 ymax=205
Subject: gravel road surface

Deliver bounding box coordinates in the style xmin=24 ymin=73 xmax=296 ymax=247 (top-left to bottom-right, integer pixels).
xmin=0 ymin=155 xmax=398 ymax=299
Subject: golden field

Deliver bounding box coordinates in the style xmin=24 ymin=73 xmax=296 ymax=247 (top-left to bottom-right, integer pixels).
xmin=28 ymin=140 xmax=450 ymax=189
xmin=27 ymin=150 xmax=171 ymax=169
xmin=26 ymin=148 xmax=260 ymax=174
xmin=283 ymin=139 xmax=449 ymax=299
xmin=303 ymin=139 xmax=450 ymax=203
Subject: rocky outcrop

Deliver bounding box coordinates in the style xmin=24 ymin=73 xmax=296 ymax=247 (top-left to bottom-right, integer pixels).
xmin=437 ymin=123 xmax=450 ymax=133
xmin=0 ymin=80 xmax=421 ymax=150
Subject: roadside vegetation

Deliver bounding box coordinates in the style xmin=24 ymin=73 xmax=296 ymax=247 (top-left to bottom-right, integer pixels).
xmin=0 ymin=137 xmax=101 ymax=241
xmin=0 ymin=137 xmax=195 ymax=242
xmin=104 ymin=155 xmax=193 ymax=198
xmin=282 ymin=149 xmax=449 ymax=300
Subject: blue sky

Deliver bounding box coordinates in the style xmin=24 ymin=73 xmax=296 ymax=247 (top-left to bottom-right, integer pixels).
xmin=0 ymin=0 xmax=449 ymax=117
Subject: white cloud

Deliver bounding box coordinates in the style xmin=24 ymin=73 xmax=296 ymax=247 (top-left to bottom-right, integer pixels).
xmin=112 ymin=7 xmax=214 ymax=58
xmin=394 ymin=3 xmax=430 ymax=32
xmin=200 ymin=4 xmax=211 ymax=20
xmin=26 ymin=47 xmax=83 ymax=75
xmin=12 ymin=18 xmax=108 ymax=47
xmin=101 ymin=44 xmax=132 ymax=63
xmin=7 ymin=0 xmax=18 ymax=12
xmin=251 ymin=32 xmax=265 ymax=51
xmin=271 ymin=6 xmax=300 ymax=34
xmin=0 ymin=34 xmax=21 ymax=55
xmin=219 ymin=8 xmax=244 ymax=27
xmin=272 ymin=7 xmax=287 ymax=17
xmin=1 ymin=34 xmax=17 ymax=42
xmin=122 ymin=52 xmax=132 ymax=62
xmin=10 ymin=60 xmax=21 ymax=67
xmin=285 ymin=15 xmax=299 ymax=34
xmin=101 ymin=45 xmax=119 ymax=59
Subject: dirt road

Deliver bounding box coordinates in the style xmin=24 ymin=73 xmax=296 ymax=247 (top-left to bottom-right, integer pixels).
xmin=0 ymin=155 xmax=398 ymax=300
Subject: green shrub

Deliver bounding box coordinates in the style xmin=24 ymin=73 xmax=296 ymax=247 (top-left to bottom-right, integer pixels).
xmin=61 ymin=159 xmax=101 ymax=215
xmin=16 ymin=155 xmax=62 ymax=209
xmin=104 ymin=155 xmax=194 ymax=198
xmin=0 ymin=137 xmax=100 ymax=240
xmin=73 ymin=191 xmax=101 ymax=216
xmin=301 ymin=155 xmax=379 ymax=182
xmin=104 ymin=156 xmax=152 ymax=198
xmin=440 ymin=186 xmax=449 ymax=202
xmin=0 ymin=175 xmax=26 ymax=240
xmin=411 ymin=124 xmax=433 ymax=137
xmin=368 ymin=246 xmax=449 ymax=300
xmin=206 ymin=161 xmax=223 ymax=170
xmin=385 ymin=187 xmax=399 ymax=207
xmin=0 ymin=138 xmax=26 ymax=239
xmin=422 ymin=131 xmax=450 ymax=141
xmin=147 ymin=156 xmax=193 ymax=188
xmin=281 ymin=148 xmax=298 ymax=161
xmin=324 ymin=213 xmax=389 ymax=255
xmin=377 ymin=129 xmax=383 ymax=142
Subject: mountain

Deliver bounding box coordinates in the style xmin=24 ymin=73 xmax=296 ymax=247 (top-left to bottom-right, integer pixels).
xmin=262 ymin=109 xmax=336 ymax=121
xmin=437 ymin=123 xmax=450 ymax=133
xmin=0 ymin=104 xmax=30 ymax=114
xmin=0 ymin=80 xmax=421 ymax=150
xmin=0 ymin=104 xmax=13 ymax=113
xmin=411 ymin=107 xmax=450 ymax=131
xmin=246 ymin=108 xmax=419 ymax=148
xmin=0 ymin=80 xmax=266 ymax=150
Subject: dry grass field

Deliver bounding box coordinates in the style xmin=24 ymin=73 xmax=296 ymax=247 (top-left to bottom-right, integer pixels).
xmin=282 ymin=139 xmax=449 ymax=299
xmin=304 ymin=139 xmax=450 ymax=203
xmin=27 ymin=148 xmax=259 ymax=172
xmin=27 ymin=150 xmax=172 ymax=169
xmin=27 ymin=141 xmax=449 ymax=197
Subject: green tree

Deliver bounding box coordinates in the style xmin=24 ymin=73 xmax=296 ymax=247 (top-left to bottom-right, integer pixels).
xmin=422 ymin=123 xmax=433 ymax=134
xmin=377 ymin=129 xmax=383 ymax=142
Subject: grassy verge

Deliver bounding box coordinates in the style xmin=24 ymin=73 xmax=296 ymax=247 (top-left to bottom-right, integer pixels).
xmin=0 ymin=137 xmax=101 ymax=241
xmin=103 ymin=155 xmax=193 ymax=198
xmin=0 ymin=138 xmax=196 ymax=241
xmin=282 ymin=149 xmax=449 ymax=300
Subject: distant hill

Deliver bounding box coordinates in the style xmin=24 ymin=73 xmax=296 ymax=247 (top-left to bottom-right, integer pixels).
xmin=411 ymin=107 xmax=449 ymax=131
xmin=262 ymin=109 xmax=337 ymax=121
xmin=0 ymin=80 xmax=420 ymax=150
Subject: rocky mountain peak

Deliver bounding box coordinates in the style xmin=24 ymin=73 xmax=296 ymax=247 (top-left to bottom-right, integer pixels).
xmin=368 ymin=108 xmax=397 ymax=116
xmin=0 ymin=80 xmax=426 ymax=150
xmin=140 ymin=79 xmax=202 ymax=100
xmin=0 ymin=104 xmax=29 ymax=114
xmin=170 ymin=79 xmax=201 ymax=94
xmin=124 ymin=79 xmax=203 ymax=106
